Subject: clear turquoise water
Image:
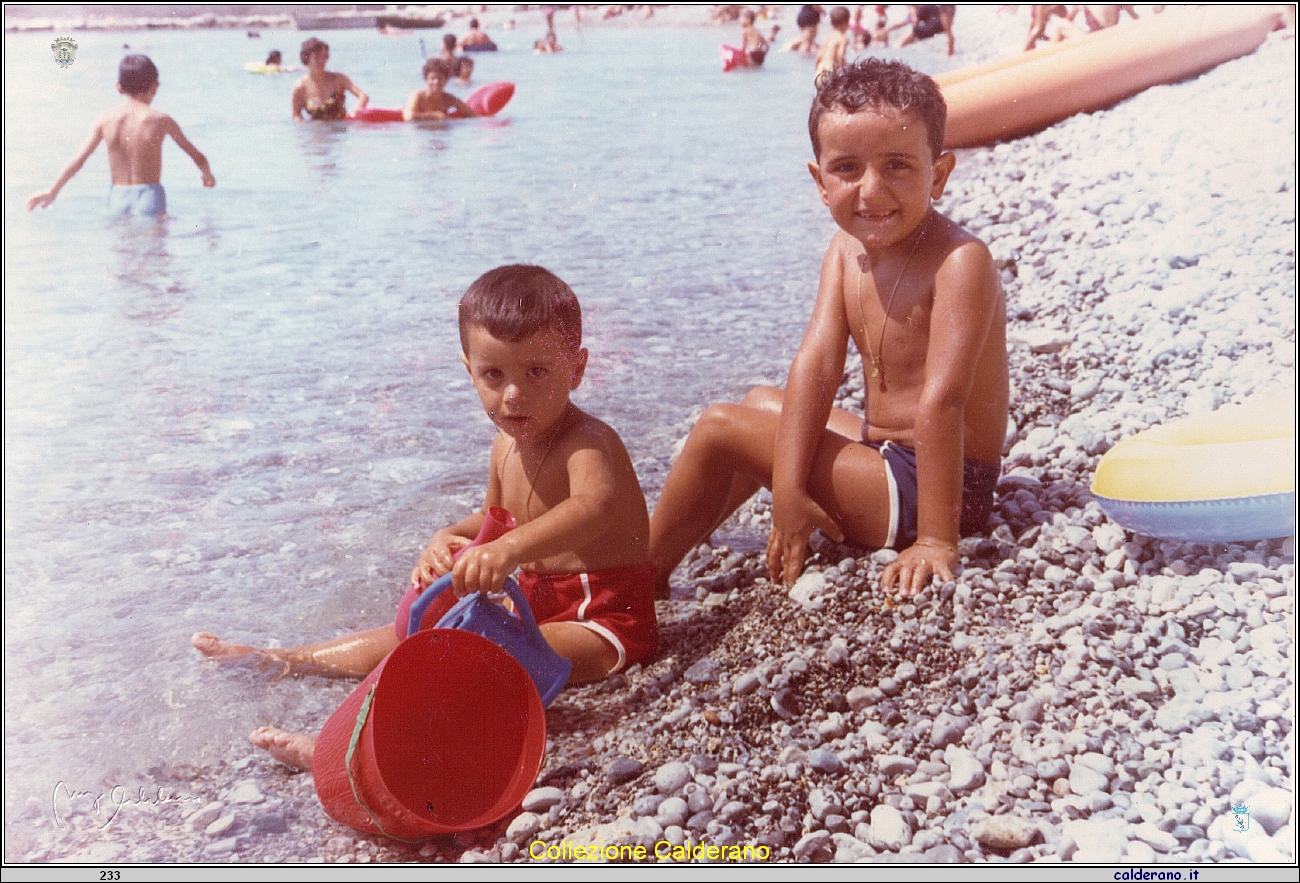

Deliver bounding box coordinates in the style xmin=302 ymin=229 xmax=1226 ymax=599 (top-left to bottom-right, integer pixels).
xmin=4 ymin=23 xmax=967 ymax=831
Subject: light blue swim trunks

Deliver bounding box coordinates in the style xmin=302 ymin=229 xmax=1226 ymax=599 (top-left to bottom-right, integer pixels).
xmin=107 ymin=183 xmax=166 ymax=217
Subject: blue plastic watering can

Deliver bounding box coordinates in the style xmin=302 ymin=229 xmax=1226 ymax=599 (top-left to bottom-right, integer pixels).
xmin=407 ymin=573 xmax=571 ymax=706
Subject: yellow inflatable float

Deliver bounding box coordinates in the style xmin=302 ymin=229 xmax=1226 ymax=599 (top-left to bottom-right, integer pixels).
xmin=938 ymin=6 xmax=1286 ymax=149
xmin=1091 ymin=395 xmax=1296 ymax=543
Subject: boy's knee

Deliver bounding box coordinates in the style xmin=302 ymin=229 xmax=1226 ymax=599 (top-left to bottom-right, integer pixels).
xmin=695 ymin=403 xmax=735 ymax=438
xmin=691 ymin=402 xmax=752 ymax=450
xmin=741 ymin=385 xmax=783 ymax=413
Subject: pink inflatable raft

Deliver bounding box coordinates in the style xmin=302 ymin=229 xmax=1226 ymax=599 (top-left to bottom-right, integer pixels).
xmin=721 ymin=44 xmax=766 ymax=72
xmin=349 ymin=81 xmax=515 ymax=123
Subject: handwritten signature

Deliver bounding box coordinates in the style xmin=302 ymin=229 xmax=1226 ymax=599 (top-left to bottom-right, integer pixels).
xmin=52 ymin=781 xmax=202 ymax=831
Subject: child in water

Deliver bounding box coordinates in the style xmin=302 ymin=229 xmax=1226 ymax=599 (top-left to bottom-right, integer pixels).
xmin=439 ymin=32 xmax=459 ymax=64
xmin=194 ymin=266 xmax=658 ymax=770
xmin=815 ymin=7 xmax=853 ymax=80
xmin=649 ymin=59 xmax=1008 ymax=598
xmin=534 ymin=31 xmax=564 ymax=53
xmin=26 ymin=55 xmax=215 ymax=216
xmin=403 ymin=59 xmax=476 ymax=121
xmin=739 ymin=10 xmax=771 ymax=66
xmin=292 ymin=37 xmax=368 ymax=121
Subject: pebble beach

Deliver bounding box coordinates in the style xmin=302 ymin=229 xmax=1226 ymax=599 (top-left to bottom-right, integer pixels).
xmin=8 ymin=5 xmax=1295 ymax=868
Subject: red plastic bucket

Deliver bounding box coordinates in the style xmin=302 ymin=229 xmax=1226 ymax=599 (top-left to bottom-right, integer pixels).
xmin=312 ymin=628 xmax=546 ymax=839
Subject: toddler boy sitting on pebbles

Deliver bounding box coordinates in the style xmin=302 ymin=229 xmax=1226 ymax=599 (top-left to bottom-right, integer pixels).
xmin=194 ymin=265 xmax=657 ymax=769
xmin=650 ymin=59 xmax=1008 ymax=597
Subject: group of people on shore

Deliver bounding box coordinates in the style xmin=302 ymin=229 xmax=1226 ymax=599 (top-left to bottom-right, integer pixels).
xmin=785 ymin=5 xmax=957 ymax=60
xmin=766 ymin=5 xmax=1151 ymax=83
xmin=1023 ymin=4 xmax=1144 ymax=51
xmin=728 ymin=5 xmax=958 ymax=77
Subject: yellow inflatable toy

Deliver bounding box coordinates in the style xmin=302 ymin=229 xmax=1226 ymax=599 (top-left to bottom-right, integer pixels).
xmin=1091 ymin=395 xmax=1295 ymax=543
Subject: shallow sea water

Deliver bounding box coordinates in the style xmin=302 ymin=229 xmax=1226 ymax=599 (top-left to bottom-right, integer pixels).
xmin=5 ymin=24 xmax=981 ymax=834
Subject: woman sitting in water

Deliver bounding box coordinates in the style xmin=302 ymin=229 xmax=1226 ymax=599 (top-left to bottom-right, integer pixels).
xmin=291 ymin=37 xmax=368 ymax=121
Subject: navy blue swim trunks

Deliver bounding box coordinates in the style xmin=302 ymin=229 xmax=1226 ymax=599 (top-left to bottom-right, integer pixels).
xmin=863 ymin=440 xmax=1000 ymax=549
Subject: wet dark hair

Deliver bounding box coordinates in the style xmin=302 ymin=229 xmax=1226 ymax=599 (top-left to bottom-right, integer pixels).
xmin=118 ymin=55 xmax=159 ymax=95
xmin=443 ymin=33 xmax=457 ymax=51
xmin=469 ymin=18 xmax=480 ymax=28
xmin=459 ymin=265 xmax=582 ymax=354
xmin=265 ymin=50 xmax=282 ymax=66
xmin=809 ymin=58 xmax=947 ymax=160
xmin=422 ymin=57 xmax=452 ymax=80
xmin=830 ymin=6 xmax=851 ymax=27
xmin=300 ymin=37 xmax=328 ymax=65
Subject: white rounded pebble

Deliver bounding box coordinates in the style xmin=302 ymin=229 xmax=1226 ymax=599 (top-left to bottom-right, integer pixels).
xmin=654 ymin=761 xmax=692 ymax=794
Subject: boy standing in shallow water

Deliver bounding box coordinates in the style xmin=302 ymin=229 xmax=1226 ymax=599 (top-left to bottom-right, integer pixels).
xmin=650 ymin=59 xmax=1008 ymax=598
xmin=194 ymin=266 xmax=657 ymax=769
xmin=26 ymin=55 xmax=215 ymax=216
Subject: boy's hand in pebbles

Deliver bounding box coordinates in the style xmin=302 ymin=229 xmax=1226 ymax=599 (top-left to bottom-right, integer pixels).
xmin=410 ymin=530 xmax=469 ymax=589
xmin=767 ymin=491 xmax=844 ymax=584
xmin=452 ymin=541 xmax=518 ymax=597
xmin=882 ymin=540 xmax=959 ymax=597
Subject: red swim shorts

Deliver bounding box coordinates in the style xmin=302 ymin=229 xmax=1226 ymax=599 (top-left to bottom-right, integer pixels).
xmin=518 ymin=564 xmax=659 ymax=672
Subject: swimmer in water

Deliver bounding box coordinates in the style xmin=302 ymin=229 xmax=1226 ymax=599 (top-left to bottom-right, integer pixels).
xmin=402 ymin=58 xmax=476 ymax=122
xmin=738 ymin=10 xmax=771 ymax=66
xmin=291 ymin=37 xmax=368 ymax=121
xmin=534 ymin=30 xmax=564 ymax=53
xmin=458 ymin=17 xmax=496 ymax=50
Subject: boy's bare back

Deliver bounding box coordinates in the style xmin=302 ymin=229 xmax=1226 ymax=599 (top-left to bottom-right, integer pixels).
xmin=815 ymin=28 xmax=849 ymax=76
xmin=98 ymin=102 xmax=174 ymax=185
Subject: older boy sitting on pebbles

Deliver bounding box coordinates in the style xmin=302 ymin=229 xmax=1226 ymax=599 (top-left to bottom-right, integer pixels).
xmin=650 ymin=59 xmax=1008 ymax=597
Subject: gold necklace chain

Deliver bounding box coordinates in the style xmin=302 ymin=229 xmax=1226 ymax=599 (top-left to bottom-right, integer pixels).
xmin=503 ymin=402 xmax=573 ymax=520
xmin=855 ymin=215 xmax=929 ymax=393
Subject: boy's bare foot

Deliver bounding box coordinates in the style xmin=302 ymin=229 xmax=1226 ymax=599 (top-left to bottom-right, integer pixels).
xmin=191 ymin=632 xmax=291 ymax=678
xmin=250 ymin=727 xmax=316 ymax=771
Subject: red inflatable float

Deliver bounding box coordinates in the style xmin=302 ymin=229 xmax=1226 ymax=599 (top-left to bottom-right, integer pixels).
xmin=720 ymin=43 xmax=765 ymax=72
xmin=349 ymin=81 xmax=515 ymax=123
